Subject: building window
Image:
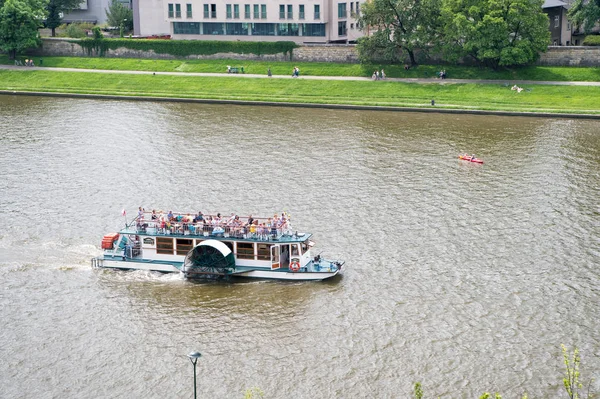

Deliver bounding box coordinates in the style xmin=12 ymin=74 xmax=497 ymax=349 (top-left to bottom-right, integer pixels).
xmin=338 ymin=3 xmax=346 ymax=18
xmin=350 ymin=22 xmax=354 ymax=29
xmin=245 ymin=4 xmax=250 ymax=18
xmin=355 ymin=1 xmax=360 ymax=15
xmin=261 ymin=4 xmax=266 ymax=18
xmin=156 ymin=237 xmax=174 ymax=255
xmin=302 ymin=23 xmax=325 ymax=36
xmin=175 ymin=3 xmax=181 ymax=18
xmin=203 ymin=4 xmax=209 ymax=18
xmin=287 ymin=4 xmax=293 ymax=19
xmin=253 ymin=4 xmax=259 ymax=19
xmin=168 ymin=3 xmax=174 ymax=18
xmin=204 ymin=21 xmax=224 ymax=34
xmin=299 ymin=4 xmax=304 ymax=19
xmin=252 ymin=22 xmax=275 ymax=35
xmin=226 ymin=22 xmax=249 ymax=34
xmin=211 ymin=4 xmax=216 ymax=18
xmin=234 ymin=4 xmax=240 ymax=18
xmin=350 ymin=2 xmax=354 ymax=13
xmin=186 ymin=3 xmax=192 ymax=18
xmin=278 ymin=22 xmax=299 ymax=35
xmin=279 ymin=4 xmax=285 ymax=19
xmin=174 ymin=21 xmax=200 ymax=33
xmin=236 ymin=243 xmax=254 ymax=259
xmin=554 ymin=15 xmax=559 ymax=28
xmin=338 ymin=20 xmax=346 ymax=35
xmin=314 ymin=4 xmax=320 ymax=19
xmin=226 ymin=4 xmax=232 ymax=18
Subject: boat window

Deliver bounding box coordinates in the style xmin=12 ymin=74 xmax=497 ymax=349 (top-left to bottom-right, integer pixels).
xmin=301 ymin=240 xmax=309 ymax=252
xmin=194 ymin=239 xmax=204 ymax=246
xmin=176 ymin=238 xmax=194 ymax=255
xmin=291 ymin=244 xmax=299 ymax=256
xmin=257 ymin=243 xmax=270 ymax=260
xmin=156 ymin=237 xmax=174 ymax=255
xmin=236 ymin=242 xmax=254 ymax=259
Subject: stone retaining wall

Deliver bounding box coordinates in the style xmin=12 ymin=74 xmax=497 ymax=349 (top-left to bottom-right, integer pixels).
xmin=25 ymin=38 xmax=600 ymax=66
xmin=536 ymin=46 xmax=600 ymax=66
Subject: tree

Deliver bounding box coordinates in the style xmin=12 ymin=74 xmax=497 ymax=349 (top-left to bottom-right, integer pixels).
xmin=357 ymin=0 xmax=441 ymax=66
xmin=105 ymin=0 xmax=133 ymax=33
xmin=568 ymin=0 xmax=600 ymax=34
xmin=0 ymin=0 xmax=47 ymax=59
xmin=46 ymin=0 xmax=84 ymax=37
xmin=439 ymin=0 xmax=551 ymax=69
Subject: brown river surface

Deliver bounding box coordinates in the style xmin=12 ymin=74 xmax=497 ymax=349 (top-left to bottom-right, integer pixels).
xmin=0 ymin=95 xmax=599 ymax=398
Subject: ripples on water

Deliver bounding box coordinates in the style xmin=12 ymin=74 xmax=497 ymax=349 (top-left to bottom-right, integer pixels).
xmin=0 ymin=96 xmax=599 ymax=398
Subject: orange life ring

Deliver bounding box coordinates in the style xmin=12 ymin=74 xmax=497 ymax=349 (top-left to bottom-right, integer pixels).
xmin=290 ymin=261 xmax=300 ymax=272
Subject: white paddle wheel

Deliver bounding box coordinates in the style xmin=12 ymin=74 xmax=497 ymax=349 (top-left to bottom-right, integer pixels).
xmin=182 ymin=240 xmax=236 ymax=280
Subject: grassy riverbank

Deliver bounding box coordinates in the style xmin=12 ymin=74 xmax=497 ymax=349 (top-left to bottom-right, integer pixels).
xmin=3 ymin=55 xmax=600 ymax=81
xmin=1 ymin=69 xmax=600 ymax=114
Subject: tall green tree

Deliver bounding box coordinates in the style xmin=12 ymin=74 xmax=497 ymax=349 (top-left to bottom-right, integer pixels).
xmin=105 ymin=0 xmax=132 ymax=32
xmin=357 ymin=0 xmax=441 ymax=66
xmin=0 ymin=0 xmax=47 ymax=59
xmin=46 ymin=0 xmax=83 ymax=37
xmin=439 ymin=0 xmax=550 ymax=69
xmin=568 ymin=0 xmax=600 ymax=34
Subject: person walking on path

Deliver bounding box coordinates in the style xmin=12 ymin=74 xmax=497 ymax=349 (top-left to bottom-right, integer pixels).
xmin=267 ymin=68 xmax=272 ymax=77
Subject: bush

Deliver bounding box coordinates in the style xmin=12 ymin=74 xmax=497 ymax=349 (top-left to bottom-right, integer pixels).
xmin=74 ymin=38 xmax=298 ymax=58
xmin=92 ymin=27 xmax=103 ymax=40
xmin=58 ymin=23 xmax=95 ymax=38
xmin=582 ymin=35 xmax=600 ymax=46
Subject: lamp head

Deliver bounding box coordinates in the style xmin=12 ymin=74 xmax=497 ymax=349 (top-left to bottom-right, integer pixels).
xmin=188 ymin=351 xmax=202 ymax=364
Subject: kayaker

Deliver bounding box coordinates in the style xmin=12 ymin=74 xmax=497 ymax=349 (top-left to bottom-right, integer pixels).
xmin=471 ymin=154 xmax=476 ymax=160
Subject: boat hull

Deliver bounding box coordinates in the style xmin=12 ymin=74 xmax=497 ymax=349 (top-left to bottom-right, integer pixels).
xmin=459 ymin=155 xmax=484 ymax=163
xmin=92 ymin=256 xmax=342 ymax=281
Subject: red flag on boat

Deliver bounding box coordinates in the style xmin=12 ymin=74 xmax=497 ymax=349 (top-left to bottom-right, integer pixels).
xmin=121 ymin=209 xmax=126 ymax=217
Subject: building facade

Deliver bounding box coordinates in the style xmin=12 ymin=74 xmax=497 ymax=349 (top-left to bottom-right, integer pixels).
xmin=132 ymin=0 xmax=364 ymax=43
xmin=542 ymin=0 xmax=573 ymax=45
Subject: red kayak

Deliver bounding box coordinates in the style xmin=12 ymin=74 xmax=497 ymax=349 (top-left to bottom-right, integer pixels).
xmin=459 ymin=155 xmax=484 ymax=164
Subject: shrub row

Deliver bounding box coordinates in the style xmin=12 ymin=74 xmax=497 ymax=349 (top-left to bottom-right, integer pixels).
xmin=73 ymin=38 xmax=298 ymax=58
xmin=582 ymin=35 xmax=600 ymax=46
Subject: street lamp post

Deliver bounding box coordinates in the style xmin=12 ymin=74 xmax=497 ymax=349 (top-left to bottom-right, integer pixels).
xmin=187 ymin=351 xmax=202 ymax=399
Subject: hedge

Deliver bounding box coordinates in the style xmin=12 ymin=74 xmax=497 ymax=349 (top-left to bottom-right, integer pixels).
xmin=582 ymin=35 xmax=600 ymax=46
xmin=73 ymin=38 xmax=298 ymax=58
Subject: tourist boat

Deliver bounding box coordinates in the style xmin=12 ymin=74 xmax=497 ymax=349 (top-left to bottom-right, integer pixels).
xmin=91 ymin=211 xmax=344 ymax=281
xmin=459 ymin=155 xmax=484 ymax=164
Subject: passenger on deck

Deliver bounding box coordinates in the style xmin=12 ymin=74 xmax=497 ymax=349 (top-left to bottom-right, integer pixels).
xmin=138 ymin=207 xmax=145 ymax=220
xmin=151 ymin=210 xmax=158 ymax=220
xmin=226 ymin=213 xmax=235 ymax=224
xmin=167 ymin=210 xmax=174 ymax=221
xmin=258 ymin=223 xmax=265 ymax=239
xmin=193 ymin=211 xmax=203 ymax=223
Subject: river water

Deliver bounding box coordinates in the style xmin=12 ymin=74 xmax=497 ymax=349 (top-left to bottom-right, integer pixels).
xmin=0 ymin=95 xmax=599 ymax=399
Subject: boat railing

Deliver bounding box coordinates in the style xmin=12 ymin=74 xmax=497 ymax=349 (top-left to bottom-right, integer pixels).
xmin=128 ymin=218 xmax=293 ymax=241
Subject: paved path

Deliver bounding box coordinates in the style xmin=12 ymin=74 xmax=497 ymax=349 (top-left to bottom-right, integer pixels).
xmin=2 ymin=64 xmax=600 ymax=86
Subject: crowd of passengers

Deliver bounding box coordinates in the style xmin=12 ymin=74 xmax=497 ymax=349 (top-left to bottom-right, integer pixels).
xmin=135 ymin=208 xmax=292 ymax=239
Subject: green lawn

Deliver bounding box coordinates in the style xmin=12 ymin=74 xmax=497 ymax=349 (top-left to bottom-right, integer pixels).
xmin=3 ymin=54 xmax=600 ymax=81
xmin=1 ymin=69 xmax=599 ymax=114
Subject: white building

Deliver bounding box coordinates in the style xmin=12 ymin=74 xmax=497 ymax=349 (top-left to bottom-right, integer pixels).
xmin=64 ymin=0 xmax=132 ymax=25
xmin=132 ymin=0 xmax=364 ymax=43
